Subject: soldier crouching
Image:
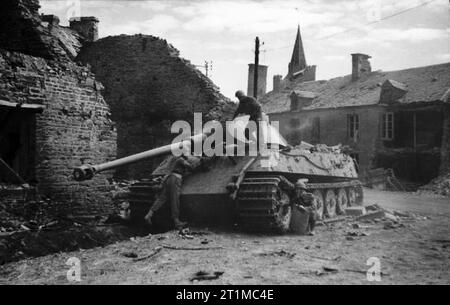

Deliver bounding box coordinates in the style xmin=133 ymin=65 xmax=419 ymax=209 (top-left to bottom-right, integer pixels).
xmin=293 ymin=179 xmax=318 ymax=235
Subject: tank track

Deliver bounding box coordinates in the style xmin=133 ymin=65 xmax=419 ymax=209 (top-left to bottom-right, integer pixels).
xmin=127 ymin=177 xmax=164 ymax=225
xmin=236 ymin=176 xmax=291 ymax=233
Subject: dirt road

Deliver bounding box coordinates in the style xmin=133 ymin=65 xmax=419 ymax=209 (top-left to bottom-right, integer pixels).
xmin=0 ymin=188 xmax=449 ymax=285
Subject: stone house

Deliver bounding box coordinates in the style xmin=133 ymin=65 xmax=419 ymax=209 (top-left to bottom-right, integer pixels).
xmin=0 ymin=0 xmax=116 ymax=215
xmin=260 ymin=27 xmax=450 ymax=187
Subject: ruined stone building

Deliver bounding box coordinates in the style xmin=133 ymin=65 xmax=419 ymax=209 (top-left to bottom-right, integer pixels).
xmin=0 ymin=0 xmax=236 ymax=216
xmin=0 ymin=0 xmax=118 ymax=216
xmin=76 ymin=35 xmax=235 ymax=179
xmin=260 ymin=26 xmax=450 ymax=187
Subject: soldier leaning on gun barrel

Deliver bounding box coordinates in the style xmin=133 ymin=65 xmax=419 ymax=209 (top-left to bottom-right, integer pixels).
xmin=144 ymin=148 xmax=209 ymax=230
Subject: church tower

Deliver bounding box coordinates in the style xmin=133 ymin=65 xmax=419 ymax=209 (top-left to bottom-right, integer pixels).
xmin=287 ymin=25 xmax=316 ymax=81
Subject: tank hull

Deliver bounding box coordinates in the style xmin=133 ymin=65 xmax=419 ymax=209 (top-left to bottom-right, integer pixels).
xmin=129 ymin=148 xmax=363 ymax=229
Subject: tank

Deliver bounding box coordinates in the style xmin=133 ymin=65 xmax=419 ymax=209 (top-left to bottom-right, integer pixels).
xmin=73 ymin=116 xmax=363 ymax=233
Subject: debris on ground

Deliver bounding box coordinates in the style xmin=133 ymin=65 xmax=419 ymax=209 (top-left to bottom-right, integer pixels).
xmin=356 ymin=210 xmax=386 ymax=222
xmin=190 ymin=271 xmax=224 ymax=282
xmin=316 ymin=266 xmax=339 ymax=276
xmin=418 ymin=173 xmax=450 ymax=197
xmin=345 ymin=207 xmax=367 ymax=216
xmin=122 ymin=251 xmax=138 ymax=258
xmin=160 ymin=244 xmax=223 ymax=251
xmin=259 ymin=250 xmax=296 ymax=259
xmin=133 ymin=246 xmax=163 ymax=262
xmin=179 ymin=228 xmax=194 ymax=239
xmin=383 ymin=221 xmax=405 ymax=230
xmin=346 ymin=231 xmax=369 ymax=237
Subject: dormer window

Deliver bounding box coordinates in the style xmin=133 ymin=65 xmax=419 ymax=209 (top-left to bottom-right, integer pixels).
xmin=380 ymin=79 xmax=407 ymax=104
xmin=289 ymin=91 xmax=316 ymax=111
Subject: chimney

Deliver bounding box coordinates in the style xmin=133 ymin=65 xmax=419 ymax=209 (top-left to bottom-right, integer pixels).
xmin=351 ymin=53 xmax=371 ymax=81
xmin=273 ymin=75 xmax=283 ymax=92
xmin=41 ymin=14 xmax=60 ymax=26
xmin=247 ymin=64 xmax=268 ymax=99
xmin=69 ymin=16 xmax=99 ymax=42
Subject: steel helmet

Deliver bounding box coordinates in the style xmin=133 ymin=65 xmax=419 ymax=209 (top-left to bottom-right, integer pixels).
xmin=235 ymin=90 xmax=245 ymax=98
xmin=295 ymin=179 xmax=308 ymax=190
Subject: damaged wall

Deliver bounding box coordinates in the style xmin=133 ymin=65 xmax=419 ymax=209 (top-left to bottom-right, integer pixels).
xmin=77 ymin=35 xmax=235 ymax=179
xmin=440 ymin=102 xmax=450 ymax=175
xmin=0 ymin=0 xmax=84 ymax=62
xmin=0 ymin=0 xmax=117 ymax=217
xmin=0 ymin=50 xmax=117 ymax=215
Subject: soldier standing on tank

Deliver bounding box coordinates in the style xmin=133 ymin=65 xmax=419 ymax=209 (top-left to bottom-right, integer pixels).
xmin=144 ymin=153 xmax=201 ymax=230
xmin=233 ymin=90 xmax=263 ymax=151
xmin=293 ymin=179 xmax=318 ymax=236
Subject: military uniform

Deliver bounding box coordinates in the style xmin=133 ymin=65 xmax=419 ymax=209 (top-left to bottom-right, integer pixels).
xmin=233 ymin=94 xmax=263 ymax=146
xmin=146 ymin=156 xmax=197 ymax=228
xmin=294 ymin=190 xmax=318 ymax=234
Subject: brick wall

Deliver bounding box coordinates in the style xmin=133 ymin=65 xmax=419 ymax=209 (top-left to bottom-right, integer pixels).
xmin=0 ymin=50 xmax=117 ymax=216
xmin=440 ymin=103 xmax=450 ymax=175
xmin=77 ymin=35 xmax=235 ymax=179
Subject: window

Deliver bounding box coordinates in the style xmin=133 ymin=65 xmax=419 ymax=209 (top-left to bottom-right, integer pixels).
xmin=381 ymin=112 xmax=394 ymax=140
xmin=311 ymin=117 xmax=320 ymax=143
xmin=347 ymin=114 xmax=359 ymax=141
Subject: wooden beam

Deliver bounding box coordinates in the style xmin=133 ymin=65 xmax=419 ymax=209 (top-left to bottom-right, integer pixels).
xmin=0 ymin=100 xmax=45 ymax=111
xmin=0 ymin=157 xmax=26 ymax=184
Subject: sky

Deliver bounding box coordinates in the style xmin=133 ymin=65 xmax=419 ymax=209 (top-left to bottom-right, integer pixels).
xmin=40 ymin=0 xmax=450 ymax=99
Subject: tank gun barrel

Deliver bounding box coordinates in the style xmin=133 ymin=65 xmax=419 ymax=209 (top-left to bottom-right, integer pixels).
xmin=73 ymin=133 xmax=207 ymax=181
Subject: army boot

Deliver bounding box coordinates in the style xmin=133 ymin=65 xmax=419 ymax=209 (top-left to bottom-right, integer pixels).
xmin=174 ymin=218 xmax=188 ymax=229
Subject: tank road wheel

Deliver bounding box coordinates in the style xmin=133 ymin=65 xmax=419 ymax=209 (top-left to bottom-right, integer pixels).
xmin=324 ymin=189 xmax=337 ymax=218
xmin=336 ymin=188 xmax=348 ymax=215
xmin=347 ymin=188 xmax=357 ymax=206
xmin=274 ymin=191 xmax=292 ymax=234
xmin=312 ymin=190 xmax=324 ymax=220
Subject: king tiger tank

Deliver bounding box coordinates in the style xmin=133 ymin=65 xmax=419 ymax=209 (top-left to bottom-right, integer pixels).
xmin=73 ymin=116 xmax=363 ymax=233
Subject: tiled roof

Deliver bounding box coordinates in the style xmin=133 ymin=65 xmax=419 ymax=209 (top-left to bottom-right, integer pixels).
xmin=261 ymin=62 xmax=450 ymax=114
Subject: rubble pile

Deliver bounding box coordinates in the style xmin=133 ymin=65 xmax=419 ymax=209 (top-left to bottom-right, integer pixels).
xmin=317 ymin=203 xmax=423 ymax=238
xmin=418 ymin=173 xmax=450 ymax=197
xmin=0 ymin=180 xmax=141 ymax=265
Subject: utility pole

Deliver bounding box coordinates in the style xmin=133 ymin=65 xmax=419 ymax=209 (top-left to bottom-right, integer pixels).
xmin=194 ymin=60 xmax=213 ymax=78
xmin=253 ymin=36 xmax=260 ymax=99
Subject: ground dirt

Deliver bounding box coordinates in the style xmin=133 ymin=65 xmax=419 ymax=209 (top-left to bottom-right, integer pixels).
xmin=0 ymin=188 xmax=448 ymax=285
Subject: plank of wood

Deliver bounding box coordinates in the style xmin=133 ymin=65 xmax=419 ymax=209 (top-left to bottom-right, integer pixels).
xmin=0 ymin=157 xmax=26 ymax=184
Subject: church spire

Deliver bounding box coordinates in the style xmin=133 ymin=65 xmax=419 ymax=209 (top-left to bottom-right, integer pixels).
xmin=288 ymin=25 xmax=307 ymax=75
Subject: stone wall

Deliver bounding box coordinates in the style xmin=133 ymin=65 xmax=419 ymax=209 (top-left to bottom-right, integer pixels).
xmin=0 ymin=50 xmax=117 ymax=215
xmin=440 ymin=103 xmax=450 ymax=175
xmin=77 ymin=35 xmax=235 ymax=179
xmin=270 ymin=103 xmax=445 ymax=183
xmin=270 ymin=105 xmax=380 ymax=175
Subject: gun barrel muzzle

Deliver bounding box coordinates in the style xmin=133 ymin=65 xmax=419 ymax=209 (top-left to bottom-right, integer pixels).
xmin=73 ymin=164 xmax=95 ymax=181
